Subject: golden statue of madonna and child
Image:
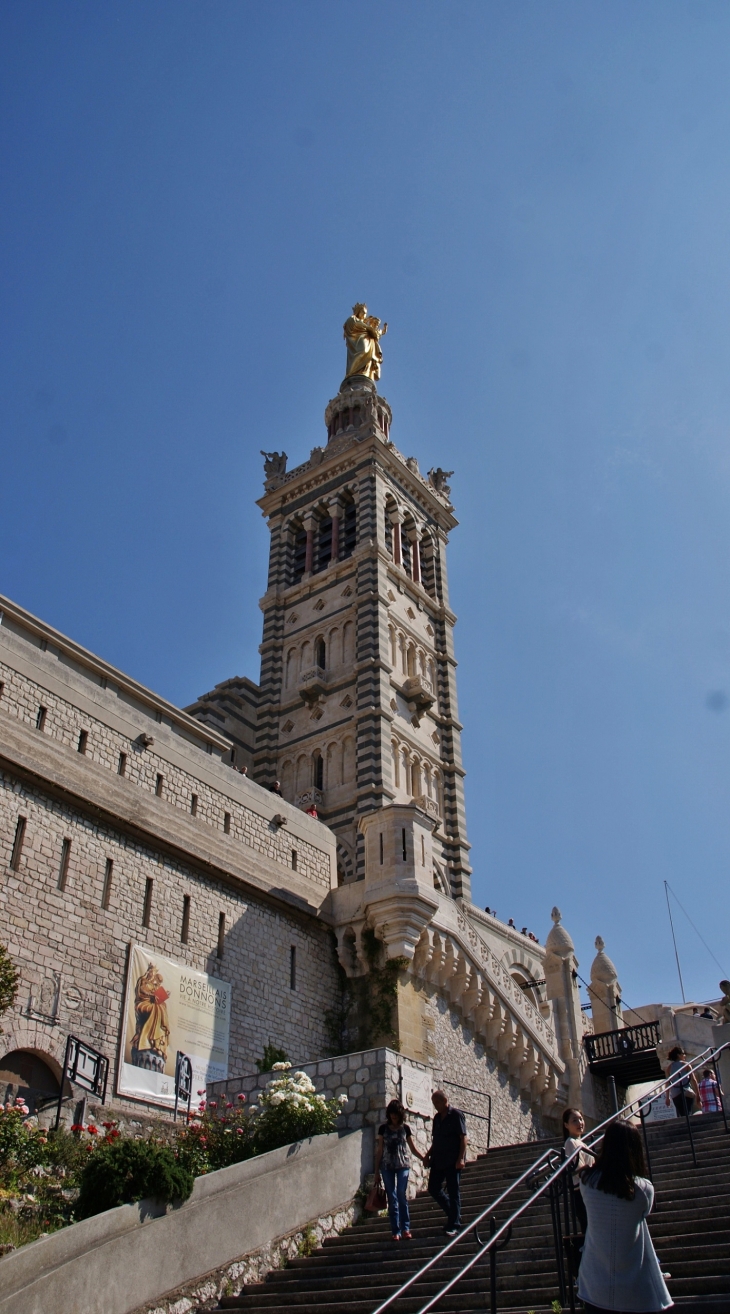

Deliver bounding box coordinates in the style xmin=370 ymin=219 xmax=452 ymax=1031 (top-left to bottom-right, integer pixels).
xmin=343 ymin=303 xmax=387 ymax=383
xmin=129 ymin=960 xmax=171 ymax=1074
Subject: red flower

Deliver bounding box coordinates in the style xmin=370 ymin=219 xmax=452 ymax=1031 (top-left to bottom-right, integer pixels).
xmin=86 ymin=1125 xmax=98 ymax=1135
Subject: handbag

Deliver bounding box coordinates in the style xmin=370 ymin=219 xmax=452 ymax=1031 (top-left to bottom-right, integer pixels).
xmin=365 ymin=1181 xmax=387 ymax=1212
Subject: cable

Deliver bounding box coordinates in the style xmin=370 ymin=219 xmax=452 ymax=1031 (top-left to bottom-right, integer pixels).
xmin=573 ymin=969 xmax=647 ymax=1028
xmin=665 ymin=880 xmax=730 ymax=981
xmin=665 ymin=880 xmax=686 ymax=1004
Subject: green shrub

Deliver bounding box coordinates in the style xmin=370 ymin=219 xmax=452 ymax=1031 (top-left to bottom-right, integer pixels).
xmin=255 ymin=1043 xmax=289 ymax=1073
xmin=175 ymin=1093 xmax=255 ymax=1176
xmin=76 ymin=1138 xmax=193 ymax=1219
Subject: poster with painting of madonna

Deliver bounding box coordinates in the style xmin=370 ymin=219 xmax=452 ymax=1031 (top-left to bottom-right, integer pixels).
xmin=119 ymin=944 xmax=231 ymax=1107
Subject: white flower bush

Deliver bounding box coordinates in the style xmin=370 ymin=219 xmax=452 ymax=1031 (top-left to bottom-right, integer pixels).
xmin=251 ymin=1064 xmax=349 ymax=1154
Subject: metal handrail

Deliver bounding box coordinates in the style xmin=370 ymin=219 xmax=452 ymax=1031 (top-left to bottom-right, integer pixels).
xmin=370 ymin=1038 xmax=730 ymax=1314
xmin=440 ymin=1079 xmax=493 ymax=1149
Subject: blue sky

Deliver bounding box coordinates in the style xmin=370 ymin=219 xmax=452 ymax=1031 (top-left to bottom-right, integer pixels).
xmin=2 ymin=1 xmax=730 ymax=1012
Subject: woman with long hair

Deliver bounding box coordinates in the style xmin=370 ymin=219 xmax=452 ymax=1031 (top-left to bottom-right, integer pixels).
xmin=577 ymin=1120 xmax=672 ymax=1312
xmin=562 ymin=1106 xmax=595 ymax=1240
xmin=373 ymin=1098 xmax=425 ymax=1241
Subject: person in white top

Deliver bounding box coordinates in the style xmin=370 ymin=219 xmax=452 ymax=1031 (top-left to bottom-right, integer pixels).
xmin=578 ymin=1120 xmax=672 ymax=1312
xmin=562 ymin=1106 xmax=595 ymax=1240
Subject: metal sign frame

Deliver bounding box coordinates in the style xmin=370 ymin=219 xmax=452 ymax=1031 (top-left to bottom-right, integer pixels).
xmin=55 ymin=1034 xmax=109 ymax=1129
xmin=173 ymin=1051 xmax=193 ymax=1122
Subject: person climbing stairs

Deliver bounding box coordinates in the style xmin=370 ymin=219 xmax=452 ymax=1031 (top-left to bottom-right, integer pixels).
xmin=204 ymin=1111 xmax=730 ymax=1314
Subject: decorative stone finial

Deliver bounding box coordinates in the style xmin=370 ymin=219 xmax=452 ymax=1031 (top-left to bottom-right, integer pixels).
xmin=591 ymin=936 xmax=619 ymax=987
xmin=545 ymin=906 xmax=575 ymax=959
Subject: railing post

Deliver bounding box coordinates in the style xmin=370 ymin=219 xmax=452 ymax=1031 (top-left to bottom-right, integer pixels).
xmin=712 ymin=1054 xmax=729 ymax=1134
xmin=548 ymin=1179 xmax=567 ymax=1308
xmin=639 ymin=1101 xmax=653 ymax=1181
xmin=608 ymin=1075 xmax=619 ymax=1113
xmin=682 ymin=1090 xmax=698 ymax=1168
xmin=489 ymin=1215 xmax=497 ymax=1314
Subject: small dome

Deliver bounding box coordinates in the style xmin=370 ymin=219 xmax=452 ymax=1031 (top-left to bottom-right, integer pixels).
xmin=591 ymin=935 xmax=619 ymax=986
xmin=545 ymin=907 xmax=575 ymax=959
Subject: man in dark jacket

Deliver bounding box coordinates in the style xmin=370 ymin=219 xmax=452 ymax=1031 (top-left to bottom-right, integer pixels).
xmin=424 ymin=1090 xmax=467 ymax=1235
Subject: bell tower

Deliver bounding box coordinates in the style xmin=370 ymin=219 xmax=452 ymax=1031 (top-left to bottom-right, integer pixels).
xmin=255 ymin=318 xmax=471 ymax=900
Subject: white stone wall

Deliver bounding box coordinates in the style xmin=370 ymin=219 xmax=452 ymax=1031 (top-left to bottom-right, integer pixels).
xmin=0 ymin=767 xmax=339 ymax=1108
xmin=0 ymin=657 xmax=327 ymax=887
xmin=424 ymin=987 xmax=547 ymax=1149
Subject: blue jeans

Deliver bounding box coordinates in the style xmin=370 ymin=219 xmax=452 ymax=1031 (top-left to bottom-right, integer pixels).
xmin=428 ymin=1165 xmax=461 ymax=1229
xmin=381 ymin=1166 xmax=410 ymax=1235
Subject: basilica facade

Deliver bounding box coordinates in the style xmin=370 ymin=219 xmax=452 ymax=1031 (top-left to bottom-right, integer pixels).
xmin=0 ymin=320 xmax=609 ymax=1144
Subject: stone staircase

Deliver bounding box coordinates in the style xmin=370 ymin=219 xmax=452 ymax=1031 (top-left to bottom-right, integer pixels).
xmin=207 ymin=1113 xmax=730 ymax=1314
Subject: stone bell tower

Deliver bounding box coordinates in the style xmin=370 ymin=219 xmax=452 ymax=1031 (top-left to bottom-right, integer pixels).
xmin=254 ymin=313 xmax=471 ymax=899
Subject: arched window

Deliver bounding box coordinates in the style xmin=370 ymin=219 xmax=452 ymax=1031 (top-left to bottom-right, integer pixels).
xmin=315 ymin=637 xmax=326 ymax=669
xmin=343 ymin=621 xmax=354 ymax=663
xmin=326 ymin=741 xmax=340 ymax=788
xmin=341 ymin=494 xmax=357 ymax=558
xmin=285 ymin=649 xmax=296 ymax=687
xmin=407 ymin=643 xmax=416 ymax=677
xmin=421 ymin=532 xmax=437 ymax=598
xmin=295 ymin=754 xmax=309 ymax=793
xmin=300 ymin=639 xmax=311 ymax=671
xmin=313 ymin=750 xmax=324 ymax=792
xmin=343 ymin=736 xmax=355 ymax=783
xmin=399 ymin=633 xmax=407 ymax=675
xmin=291 ymin=523 xmax=307 ymax=585
xmin=389 ymin=625 xmax=397 ymax=667
xmin=315 ymin=515 xmax=332 ymax=572
xmin=411 ymin=758 xmax=422 ymax=797
xmin=281 ymin=760 xmax=294 ymax=798
xmin=400 ymin=746 xmax=410 ymax=794
xmin=418 ymin=649 xmax=427 ymax=678
xmin=392 ymin=739 xmax=400 ymax=787
xmin=428 ymin=658 xmax=437 ymax=689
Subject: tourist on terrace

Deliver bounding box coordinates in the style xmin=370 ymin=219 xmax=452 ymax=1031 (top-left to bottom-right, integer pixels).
xmin=424 ymin=1090 xmax=467 ymax=1237
xmin=664 ymin=1045 xmax=700 ymax=1117
xmin=577 ymin=1121 xmax=672 ymax=1312
xmin=268 ymin=780 xmax=283 ymax=796
xmin=373 ymin=1099 xmax=424 ymax=1241
xmin=698 ymin=1067 xmax=724 ymax=1114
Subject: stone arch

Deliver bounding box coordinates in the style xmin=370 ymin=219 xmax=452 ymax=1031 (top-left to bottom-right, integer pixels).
xmin=300 ymin=639 xmax=312 ymax=671
xmin=314 ymin=635 xmax=326 ymax=669
xmin=312 ymin=749 xmax=324 ymax=791
xmin=336 ymin=839 xmax=355 ymax=887
xmin=285 ymin=648 xmax=297 ymax=688
xmin=325 ymin=740 xmax=341 ymax=789
xmin=342 ymin=621 xmax=354 ymax=664
xmin=0 ymin=1046 xmax=62 ymax=1114
xmin=328 ymin=626 xmax=339 ymax=665
xmin=342 ymin=735 xmax=355 ymax=784
xmin=295 ymin=754 xmax=309 ymax=794
xmin=280 ymin=759 xmax=294 ymax=799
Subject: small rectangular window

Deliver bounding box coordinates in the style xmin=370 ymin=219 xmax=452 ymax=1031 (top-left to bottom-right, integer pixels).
xmin=101 ymin=858 xmax=113 ymax=909
xmin=78 ymin=730 xmax=88 ymax=754
xmin=290 ymin=945 xmax=297 ymax=991
xmin=155 ymin=710 xmax=163 ymax=724
xmin=224 ymin=811 xmax=231 ymax=835
xmin=379 ymin=833 xmax=384 ymax=865
xmin=10 ymin=816 xmax=26 ymax=871
xmin=401 ymin=828 xmax=407 ymax=861
xmin=217 ymin=911 xmax=225 ymax=959
xmin=58 ymin=838 xmax=71 ymax=891
xmin=190 ymin=794 xmax=198 ymax=816
xmin=0 ymin=682 xmax=4 ymax=701
xmin=155 ymin=774 xmax=164 ymax=798
xmin=40 ymin=638 xmax=48 ymax=652
xmin=206 ymin=743 xmax=213 ymax=755
xmin=36 ymin=706 xmax=47 ymax=731
xmin=181 ymin=894 xmax=191 ymax=944
xmin=118 ymin=752 xmax=127 ymax=777
xmin=291 ymin=848 xmax=297 ymax=871
xmin=142 ymin=877 xmax=153 ymax=928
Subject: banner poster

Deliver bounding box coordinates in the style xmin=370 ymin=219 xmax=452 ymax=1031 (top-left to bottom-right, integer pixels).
xmin=118 ymin=944 xmax=231 ymax=1107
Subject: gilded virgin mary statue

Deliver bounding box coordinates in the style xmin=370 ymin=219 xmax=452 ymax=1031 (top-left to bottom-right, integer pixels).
xmin=343 ymin=303 xmax=387 ymax=382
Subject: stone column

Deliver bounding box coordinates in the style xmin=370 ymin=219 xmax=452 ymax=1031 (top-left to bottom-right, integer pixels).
xmin=590 ymin=937 xmax=623 ymax=1035
xmin=389 ymin=510 xmax=403 ymax=567
xmin=544 ymin=907 xmax=585 ymax=1110
xmin=407 ymin=526 xmax=421 ymax=585
xmin=329 ymin=499 xmax=342 ymax=564
xmin=303 ymin=515 xmax=316 ymax=577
